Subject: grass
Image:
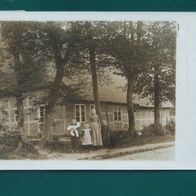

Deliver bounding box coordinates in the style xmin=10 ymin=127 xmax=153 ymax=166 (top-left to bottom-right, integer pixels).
xmin=0 ymin=131 xmax=175 ymax=159
xmin=109 ymin=133 xmax=175 ymax=148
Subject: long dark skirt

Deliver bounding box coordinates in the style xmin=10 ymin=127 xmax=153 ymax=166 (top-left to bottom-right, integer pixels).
xmin=90 ymin=122 xmax=103 ymax=146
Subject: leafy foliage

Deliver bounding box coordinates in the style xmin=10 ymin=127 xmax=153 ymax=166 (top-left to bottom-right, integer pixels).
xmin=133 ymin=22 xmax=176 ymax=106
xmin=0 ymin=21 xmax=176 ymax=141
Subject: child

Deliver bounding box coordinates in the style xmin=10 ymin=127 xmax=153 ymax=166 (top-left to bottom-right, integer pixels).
xmin=81 ymin=123 xmax=92 ymax=150
xmin=67 ymin=119 xmax=81 ymax=152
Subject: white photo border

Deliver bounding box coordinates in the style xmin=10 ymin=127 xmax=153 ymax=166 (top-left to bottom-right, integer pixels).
xmin=0 ymin=11 xmax=194 ymax=170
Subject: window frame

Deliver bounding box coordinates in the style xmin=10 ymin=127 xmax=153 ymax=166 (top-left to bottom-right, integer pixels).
xmin=113 ymin=106 xmax=122 ymax=122
xmin=75 ymin=104 xmax=86 ymax=123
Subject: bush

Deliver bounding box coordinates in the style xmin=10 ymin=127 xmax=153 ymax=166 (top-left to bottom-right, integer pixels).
xmin=0 ymin=131 xmax=39 ymax=159
xmin=142 ymin=124 xmax=168 ymax=136
xmin=0 ymin=131 xmax=22 ymax=158
xmin=109 ymin=131 xmax=130 ymax=148
xmin=13 ymin=141 xmax=39 ymax=158
xmin=166 ymin=120 xmax=175 ymax=135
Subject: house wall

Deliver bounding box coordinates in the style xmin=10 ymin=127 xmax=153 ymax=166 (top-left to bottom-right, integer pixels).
xmin=0 ymin=96 xmax=174 ymax=137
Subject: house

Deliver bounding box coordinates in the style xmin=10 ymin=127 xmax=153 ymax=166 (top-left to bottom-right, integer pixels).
xmin=0 ymin=74 xmax=175 ymax=138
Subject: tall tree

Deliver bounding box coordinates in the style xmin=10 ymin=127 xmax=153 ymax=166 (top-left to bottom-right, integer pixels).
xmin=69 ymin=22 xmax=115 ymax=124
xmin=1 ymin=21 xmax=85 ymax=144
xmin=37 ymin=22 xmax=84 ymax=144
xmin=1 ymin=22 xmax=47 ymax=140
xmin=134 ymin=22 xmax=176 ymax=125
xmin=105 ymin=21 xmax=148 ymax=135
xmin=82 ymin=22 xmax=105 ymax=122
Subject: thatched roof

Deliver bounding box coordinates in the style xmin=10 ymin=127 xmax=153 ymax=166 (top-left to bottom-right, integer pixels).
xmin=0 ymin=69 xmax=173 ymax=108
xmin=80 ymin=74 xmax=174 ymax=108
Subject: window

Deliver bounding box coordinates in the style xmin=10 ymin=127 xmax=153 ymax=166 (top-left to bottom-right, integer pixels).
xmin=113 ymin=106 xmax=122 ymax=121
xmin=75 ymin=104 xmax=86 ymax=123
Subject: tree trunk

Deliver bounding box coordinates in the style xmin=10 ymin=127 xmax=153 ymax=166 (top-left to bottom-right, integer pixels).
xmin=15 ymin=96 xmax=26 ymax=141
xmin=127 ymin=77 xmax=135 ymax=135
xmin=41 ymin=29 xmax=68 ymax=145
xmin=42 ymin=109 xmax=54 ymax=144
xmin=154 ymin=67 xmax=161 ymax=126
xmin=13 ymin=50 xmax=26 ymax=141
xmin=104 ymin=104 xmax=109 ymax=129
xmin=89 ymin=46 xmax=102 ymax=124
xmin=42 ymin=68 xmax=65 ymax=145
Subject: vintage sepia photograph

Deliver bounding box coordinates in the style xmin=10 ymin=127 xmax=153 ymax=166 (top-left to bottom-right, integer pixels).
xmin=0 ymin=18 xmax=176 ymax=161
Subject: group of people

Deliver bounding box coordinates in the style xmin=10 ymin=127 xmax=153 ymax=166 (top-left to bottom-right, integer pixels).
xmin=67 ymin=109 xmax=109 ymax=152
